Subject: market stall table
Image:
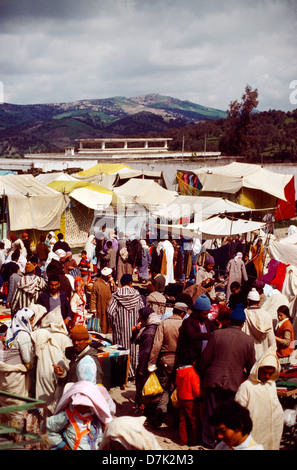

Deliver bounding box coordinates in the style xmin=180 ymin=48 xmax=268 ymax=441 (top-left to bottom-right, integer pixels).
xmin=89 ymin=333 xmax=130 ymax=390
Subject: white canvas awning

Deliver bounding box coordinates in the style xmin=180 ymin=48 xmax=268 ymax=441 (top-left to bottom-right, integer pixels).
xmin=188 ymin=162 xmax=292 ymax=201
xmin=68 ymin=187 xmax=113 ymax=210
xmin=151 ymin=215 xmax=265 ymax=240
xmin=279 ymin=232 xmax=297 ymax=245
xmin=151 ymin=195 xmax=257 ymax=221
xmin=113 ymin=178 xmax=178 ymax=208
xmin=47 ymin=180 xmax=121 ymax=210
xmin=268 ymin=240 xmax=297 ymax=267
xmin=35 ymin=172 xmax=79 ymax=185
xmin=0 ymin=174 xmax=69 ymax=231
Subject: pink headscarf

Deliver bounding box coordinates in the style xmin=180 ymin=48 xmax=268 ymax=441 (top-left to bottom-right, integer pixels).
xmin=55 ymin=381 xmax=113 ymax=425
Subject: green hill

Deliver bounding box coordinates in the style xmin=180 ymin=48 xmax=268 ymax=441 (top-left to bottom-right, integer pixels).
xmin=0 ymin=94 xmax=228 ymax=156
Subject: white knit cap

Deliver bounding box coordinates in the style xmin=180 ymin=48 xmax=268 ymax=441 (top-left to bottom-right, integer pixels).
xmin=55 ymin=249 xmax=67 ymax=259
xmin=101 ymin=267 xmax=112 ymax=276
xmin=247 ymin=287 xmax=260 ymax=301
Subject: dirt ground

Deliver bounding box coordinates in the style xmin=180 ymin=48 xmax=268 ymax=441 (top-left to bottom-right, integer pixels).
xmin=108 ymin=381 xmax=188 ymax=451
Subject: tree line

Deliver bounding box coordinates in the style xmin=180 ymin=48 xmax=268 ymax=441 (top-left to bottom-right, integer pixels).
xmin=148 ymin=86 xmax=297 ymax=163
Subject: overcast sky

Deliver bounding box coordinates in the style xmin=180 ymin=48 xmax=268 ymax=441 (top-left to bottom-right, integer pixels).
xmin=0 ymin=0 xmax=296 ymax=112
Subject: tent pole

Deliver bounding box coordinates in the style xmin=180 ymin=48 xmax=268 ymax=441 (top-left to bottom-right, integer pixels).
xmin=229 ymin=213 xmax=234 ymax=260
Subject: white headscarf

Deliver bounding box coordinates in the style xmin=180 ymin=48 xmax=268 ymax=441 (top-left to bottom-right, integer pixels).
xmin=248 ymin=347 xmax=280 ymax=384
xmin=46 ymin=231 xmax=57 ymax=251
xmin=77 ymin=356 xmax=97 ymax=384
xmin=84 ymin=235 xmax=96 ymax=260
xmin=234 ymin=252 xmax=243 ymax=263
xmin=6 ymin=307 xmax=34 ymax=349
xmin=140 ymin=239 xmax=149 ymax=250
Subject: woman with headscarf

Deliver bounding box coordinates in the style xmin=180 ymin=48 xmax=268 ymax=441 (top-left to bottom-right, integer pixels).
xmin=160 ymin=239 xmax=175 ymax=286
xmin=103 ymin=230 xmax=119 ymax=254
xmin=12 ymin=238 xmax=27 ymax=260
xmin=275 ymin=304 xmax=294 ymax=366
xmin=45 ymin=231 xmax=57 ymax=252
xmin=225 ymin=252 xmax=248 ymax=303
xmin=84 ymin=234 xmax=97 ymax=273
xmin=46 ymin=380 xmax=113 ymax=450
xmin=137 ymin=240 xmax=151 ymax=283
xmin=5 ymin=307 xmax=35 ymax=369
xmin=70 ymin=276 xmax=87 ymax=329
xmin=251 ymin=238 xmax=265 ymax=279
xmin=0 ymin=308 xmax=37 ymax=445
xmin=73 ymin=356 xmax=116 ymax=416
xmin=235 ymin=347 xmax=284 ymax=450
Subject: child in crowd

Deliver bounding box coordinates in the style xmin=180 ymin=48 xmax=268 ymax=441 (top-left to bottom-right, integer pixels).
xmin=228 ymin=281 xmax=247 ymax=311
xmin=175 ymin=352 xmax=201 ymax=446
xmin=78 ymin=250 xmax=91 ymax=284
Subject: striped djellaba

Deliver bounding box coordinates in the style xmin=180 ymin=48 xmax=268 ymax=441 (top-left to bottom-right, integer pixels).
xmin=107 ymin=286 xmax=145 ymax=378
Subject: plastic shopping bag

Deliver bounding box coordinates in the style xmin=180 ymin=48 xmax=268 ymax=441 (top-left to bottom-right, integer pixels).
xmin=170 ymin=387 xmax=180 ymax=408
xmin=142 ymin=372 xmax=163 ymax=397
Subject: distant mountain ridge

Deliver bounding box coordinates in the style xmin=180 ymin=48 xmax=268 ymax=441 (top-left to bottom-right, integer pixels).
xmin=0 ymin=93 xmax=227 ymax=156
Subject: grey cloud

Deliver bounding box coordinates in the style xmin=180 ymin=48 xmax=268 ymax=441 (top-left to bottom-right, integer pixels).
xmin=1 ymin=0 xmax=296 ymax=111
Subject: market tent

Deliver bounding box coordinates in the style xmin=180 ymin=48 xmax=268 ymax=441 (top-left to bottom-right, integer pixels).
xmin=35 ymin=172 xmax=79 ymax=185
xmin=176 ymin=162 xmax=296 ymax=221
xmin=48 ymin=180 xmax=121 ymax=209
xmin=0 ymin=174 xmax=69 ymax=231
xmin=151 ymin=195 xmax=258 ymax=222
xmin=151 ymin=215 xmax=265 ymax=240
xmin=268 ymin=240 xmax=297 ymax=267
xmin=267 ymin=244 xmax=297 ymax=333
xmin=47 ymin=180 xmax=123 ymax=247
xmin=73 ymin=163 xmax=165 ymax=189
xmin=113 ymin=178 xmax=178 ymax=208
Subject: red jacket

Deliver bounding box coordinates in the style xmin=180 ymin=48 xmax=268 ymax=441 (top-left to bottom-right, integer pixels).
xmin=175 ymin=365 xmax=200 ymax=400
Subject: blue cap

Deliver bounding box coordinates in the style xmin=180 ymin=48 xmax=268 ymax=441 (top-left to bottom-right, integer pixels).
xmin=230 ymin=303 xmax=246 ymax=322
xmin=193 ymin=294 xmax=212 ymax=311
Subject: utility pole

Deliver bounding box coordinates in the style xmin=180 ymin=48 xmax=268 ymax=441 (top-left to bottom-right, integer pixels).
xmin=182 ymin=134 xmax=185 ymax=160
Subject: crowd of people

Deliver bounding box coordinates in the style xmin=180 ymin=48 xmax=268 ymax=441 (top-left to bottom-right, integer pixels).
xmin=0 ymin=225 xmax=294 ymax=451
